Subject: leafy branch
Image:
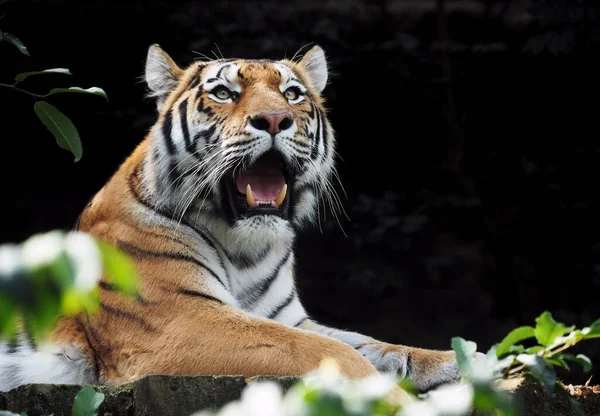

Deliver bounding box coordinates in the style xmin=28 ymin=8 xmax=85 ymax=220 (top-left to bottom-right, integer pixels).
xmin=0 ymin=230 xmax=139 ymax=340
xmin=0 ymin=32 xmax=107 ymax=162
xmin=451 ymin=311 xmax=600 ymax=415
xmin=496 ymin=311 xmax=599 ymax=387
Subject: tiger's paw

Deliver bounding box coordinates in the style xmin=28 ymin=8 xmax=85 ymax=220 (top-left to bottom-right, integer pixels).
xmin=358 ymin=343 xmax=462 ymax=393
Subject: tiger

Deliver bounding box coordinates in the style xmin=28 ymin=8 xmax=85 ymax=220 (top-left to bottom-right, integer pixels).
xmin=0 ymin=44 xmax=461 ymax=393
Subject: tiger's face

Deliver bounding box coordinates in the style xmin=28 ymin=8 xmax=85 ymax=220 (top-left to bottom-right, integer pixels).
xmin=144 ymin=45 xmax=336 ymax=250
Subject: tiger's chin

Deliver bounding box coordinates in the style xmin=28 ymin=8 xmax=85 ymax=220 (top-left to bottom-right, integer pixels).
xmin=231 ymin=215 xmax=295 ymax=251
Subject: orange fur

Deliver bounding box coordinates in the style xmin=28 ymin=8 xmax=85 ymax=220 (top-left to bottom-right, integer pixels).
xmin=46 ymin=46 xmax=458 ymax=391
xmin=51 ymin=142 xmax=376 ymax=383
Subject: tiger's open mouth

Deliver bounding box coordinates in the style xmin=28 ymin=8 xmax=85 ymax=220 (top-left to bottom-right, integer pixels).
xmin=223 ymin=150 xmax=292 ymax=220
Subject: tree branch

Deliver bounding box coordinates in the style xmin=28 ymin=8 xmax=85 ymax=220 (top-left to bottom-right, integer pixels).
xmin=0 ymin=82 xmax=47 ymax=99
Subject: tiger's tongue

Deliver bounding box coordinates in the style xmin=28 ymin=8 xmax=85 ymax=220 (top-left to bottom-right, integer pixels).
xmin=235 ymin=168 xmax=285 ymax=200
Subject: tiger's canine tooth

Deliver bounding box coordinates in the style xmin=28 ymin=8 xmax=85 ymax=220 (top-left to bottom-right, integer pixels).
xmin=275 ymin=184 xmax=287 ymax=208
xmin=246 ymin=184 xmax=256 ymax=207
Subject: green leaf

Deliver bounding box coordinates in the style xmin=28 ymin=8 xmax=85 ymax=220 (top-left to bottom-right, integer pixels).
xmin=451 ymin=337 xmax=478 ymax=376
xmin=525 ymin=345 xmax=544 ymax=354
xmin=71 ymin=386 xmax=105 ymax=416
xmin=2 ymin=32 xmax=29 ymax=55
xmin=472 ymin=382 xmax=515 ymax=416
xmin=97 ymin=240 xmax=139 ymax=297
xmin=508 ymin=345 xmax=526 ymax=354
xmin=397 ymin=378 xmax=418 ymax=396
xmin=581 ymin=318 xmax=600 ymax=340
xmin=0 ymin=294 xmax=19 ymax=339
xmin=516 ymin=353 xmax=557 ymax=392
xmin=33 ymin=101 xmax=82 ymax=162
xmin=496 ymin=326 xmax=535 ymax=357
xmin=48 ymin=87 xmax=107 ymax=100
xmin=14 ymin=68 xmax=71 ymax=82
xmin=534 ymin=311 xmax=572 ymax=347
xmin=0 ymin=411 xmax=23 ymax=416
xmin=562 ymin=353 xmax=592 ymax=372
xmin=545 ymin=356 xmax=570 ymax=370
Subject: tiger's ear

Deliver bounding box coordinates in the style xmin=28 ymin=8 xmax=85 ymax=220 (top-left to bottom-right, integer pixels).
xmin=145 ymin=44 xmax=184 ymax=108
xmin=298 ymin=45 xmax=328 ymax=92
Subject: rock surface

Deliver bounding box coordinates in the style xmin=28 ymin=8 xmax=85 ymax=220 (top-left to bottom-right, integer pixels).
xmin=2 ymin=376 xmax=600 ymax=416
xmin=0 ymin=376 xmax=301 ymax=416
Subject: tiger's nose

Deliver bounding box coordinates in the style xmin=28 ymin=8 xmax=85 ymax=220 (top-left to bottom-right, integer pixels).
xmin=249 ymin=112 xmax=293 ymax=135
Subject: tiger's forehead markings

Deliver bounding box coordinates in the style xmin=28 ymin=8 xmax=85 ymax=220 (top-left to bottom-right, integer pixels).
xmin=203 ymin=62 xmax=241 ymax=92
xmin=201 ymin=59 xmax=303 ymax=93
xmin=235 ymin=61 xmax=285 ymax=87
xmin=273 ymin=63 xmax=301 ymax=85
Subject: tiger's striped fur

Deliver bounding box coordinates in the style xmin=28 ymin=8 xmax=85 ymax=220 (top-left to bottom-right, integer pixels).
xmin=0 ymin=45 xmax=460 ymax=392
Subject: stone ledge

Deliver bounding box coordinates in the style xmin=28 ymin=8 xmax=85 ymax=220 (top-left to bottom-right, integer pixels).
xmin=0 ymin=375 xmax=301 ymax=416
xmin=3 ymin=375 xmax=599 ymax=416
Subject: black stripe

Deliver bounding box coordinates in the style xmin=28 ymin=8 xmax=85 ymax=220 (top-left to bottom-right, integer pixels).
xmin=284 ymin=138 xmax=311 ymax=155
xmin=294 ymin=316 xmax=309 ymax=327
xmin=285 ymin=137 xmax=310 ymax=148
xmin=162 ymin=110 xmax=175 ymax=155
xmin=99 ymin=280 xmax=149 ymax=304
xmin=77 ymin=316 xmax=101 ymax=381
xmin=129 ymin=222 xmax=199 ymax=255
xmin=195 ymin=85 xmax=204 ymax=101
xmin=224 ymin=138 xmax=257 ymax=148
xmin=128 ymin=165 xmax=176 ymax=220
xmin=176 ymin=289 xmax=223 ymax=304
xmin=205 ymin=124 xmax=217 ymax=144
xmin=267 ymin=291 xmax=295 ymax=320
xmin=406 ymin=351 xmax=413 ymax=378
xmin=118 ymin=240 xmax=228 ymax=290
xmin=179 ymin=99 xmax=191 ymax=149
xmin=209 ymin=128 xmax=221 ymax=145
xmin=197 ymin=97 xmax=213 ymax=115
xmin=6 ymin=337 xmax=18 ymax=353
xmin=128 ymin=165 xmax=219 ymax=253
xmin=99 ymin=281 xmax=117 ymax=291
xmin=206 ymin=77 xmax=219 ymax=83
xmin=22 ymin=319 xmax=38 ymax=351
xmin=197 ymin=97 xmax=206 ymax=112
xmin=215 ymin=63 xmax=231 ymax=79
xmin=224 ymin=243 xmax=271 ymax=269
xmin=190 ymin=124 xmax=217 ymax=153
xmin=241 ymin=251 xmax=292 ymax=308
xmin=306 ymin=100 xmax=315 ymax=119
xmin=100 ymin=303 xmax=155 ymax=332
xmin=188 ymin=77 xmax=200 ymax=90
xmin=322 ymin=117 xmax=330 ymax=160
xmin=311 ymin=108 xmax=322 ymax=160
xmin=127 ymin=164 xmax=230 ymax=281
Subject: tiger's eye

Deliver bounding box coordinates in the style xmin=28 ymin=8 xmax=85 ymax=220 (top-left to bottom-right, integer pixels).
xmin=284 ymin=88 xmax=299 ymax=101
xmin=213 ymin=86 xmax=232 ymax=100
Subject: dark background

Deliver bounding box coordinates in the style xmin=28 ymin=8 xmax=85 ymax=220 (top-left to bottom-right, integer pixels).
xmin=1 ymin=0 xmax=599 ymax=383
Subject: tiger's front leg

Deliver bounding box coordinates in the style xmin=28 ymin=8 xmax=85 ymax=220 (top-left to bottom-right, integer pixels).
xmin=296 ymin=318 xmax=460 ymax=392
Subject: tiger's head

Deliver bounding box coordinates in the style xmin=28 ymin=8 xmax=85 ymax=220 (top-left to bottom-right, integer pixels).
xmin=143 ymin=44 xmax=337 ymax=252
